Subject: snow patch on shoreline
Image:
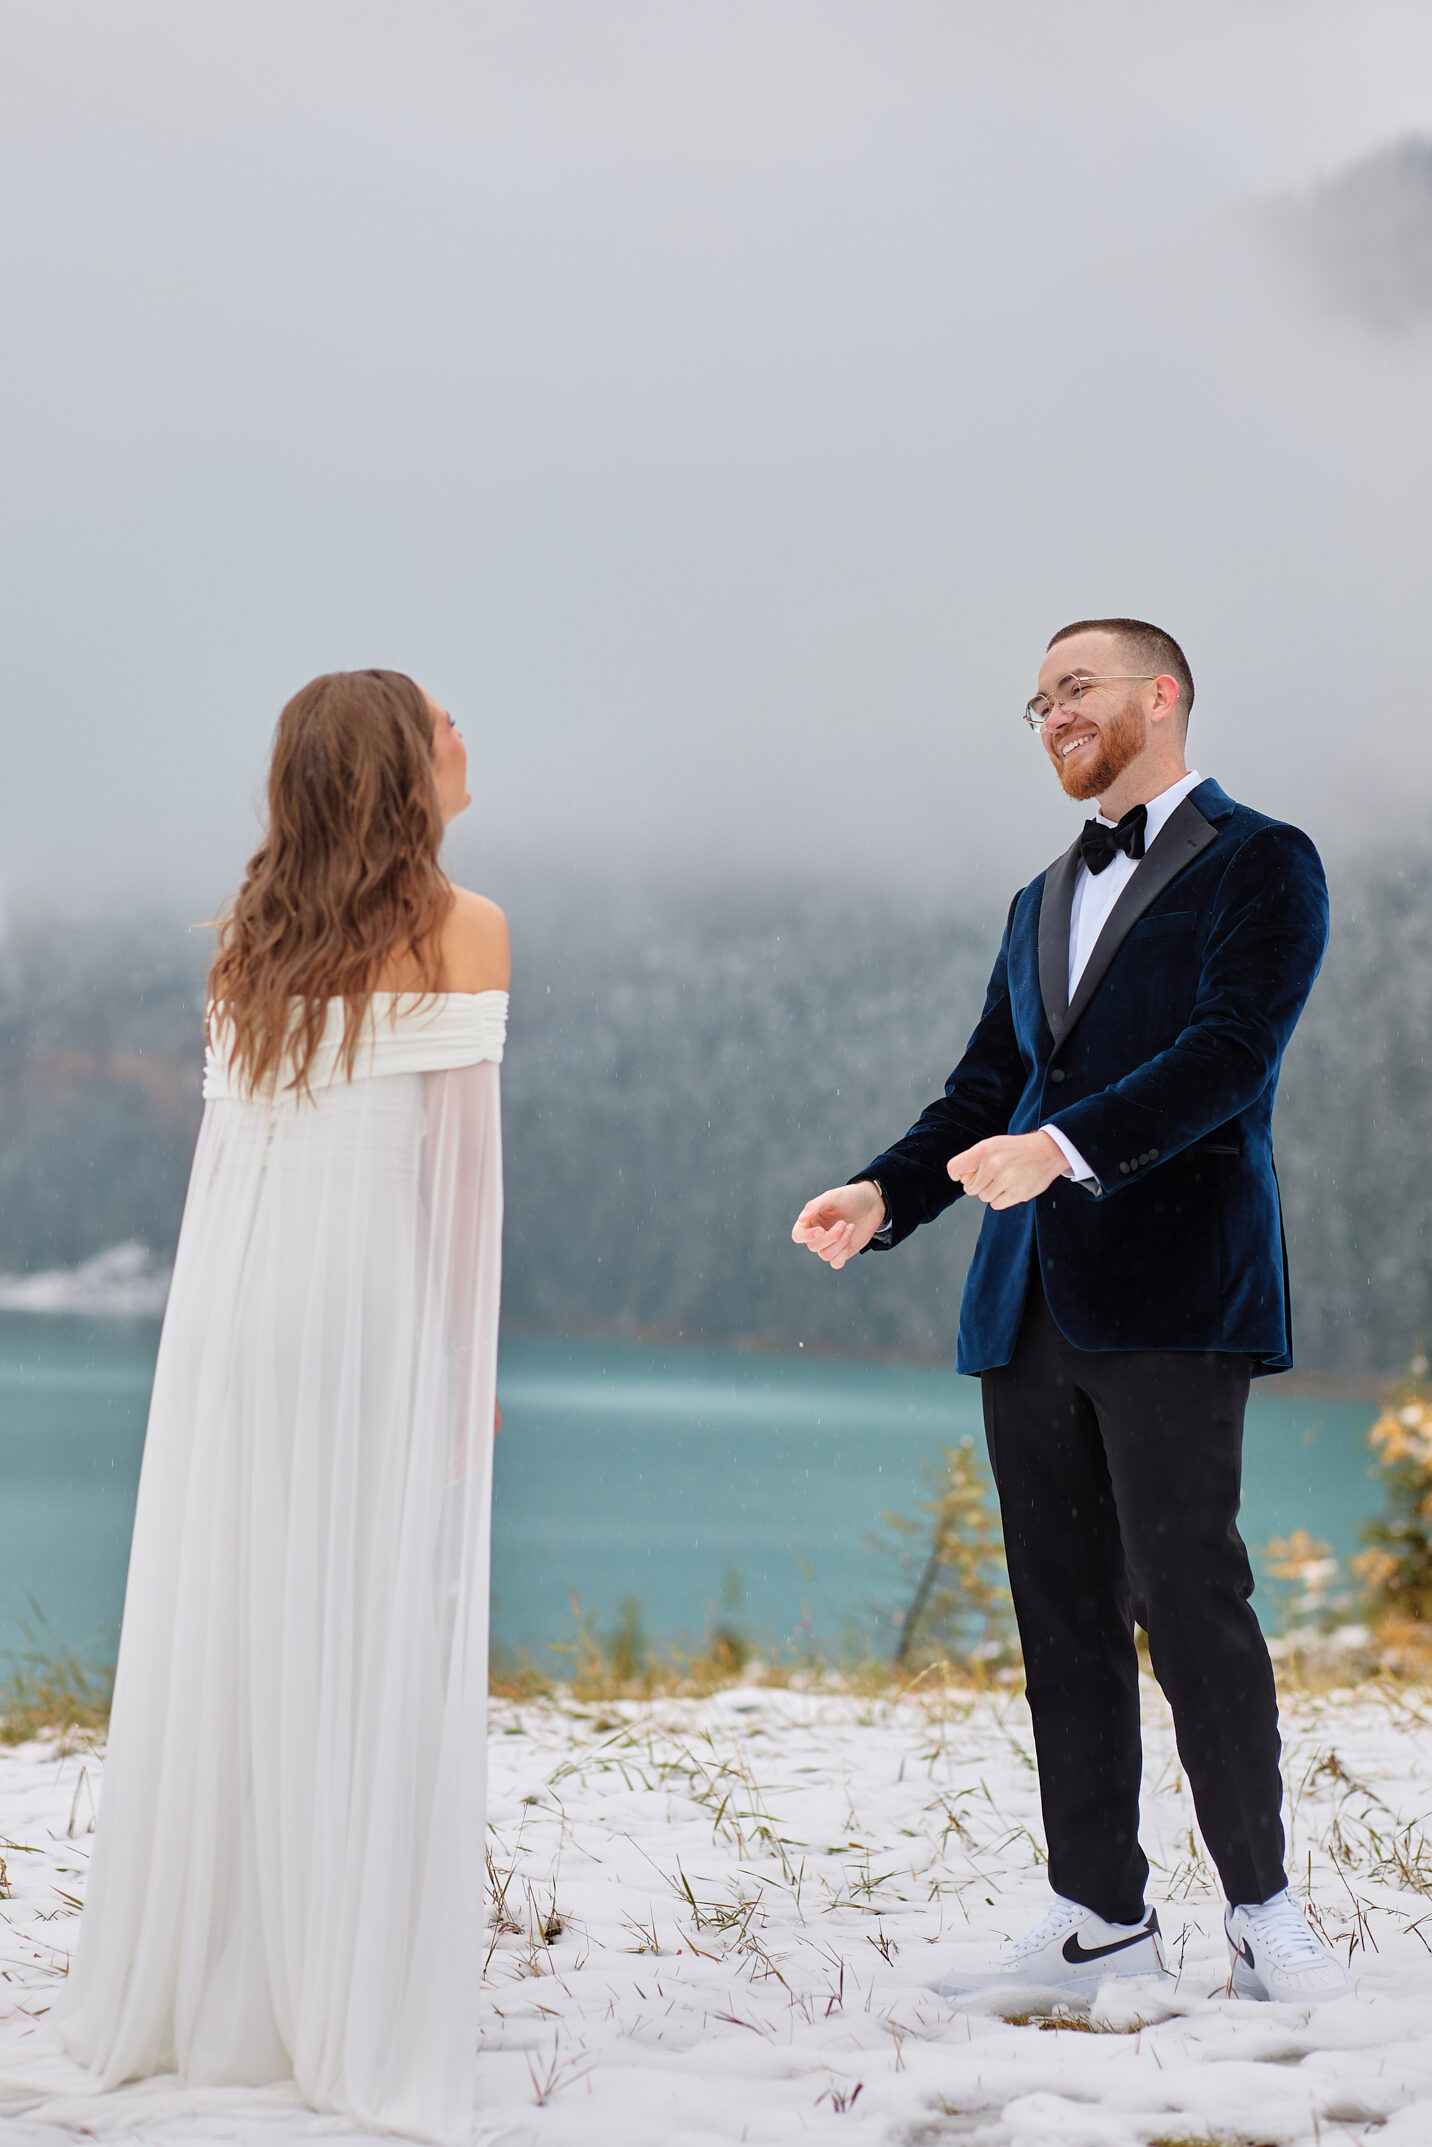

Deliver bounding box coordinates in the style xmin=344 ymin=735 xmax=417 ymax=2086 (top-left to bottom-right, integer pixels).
xmin=0 ymin=1243 xmax=171 ymax=1317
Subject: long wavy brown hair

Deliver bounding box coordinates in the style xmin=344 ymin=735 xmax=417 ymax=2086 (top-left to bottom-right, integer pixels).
xmin=209 ymin=669 xmax=454 ymax=1095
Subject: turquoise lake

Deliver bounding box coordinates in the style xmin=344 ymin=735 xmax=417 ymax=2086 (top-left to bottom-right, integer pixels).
xmin=0 ymin=1312 xmax=1382 ymax=1674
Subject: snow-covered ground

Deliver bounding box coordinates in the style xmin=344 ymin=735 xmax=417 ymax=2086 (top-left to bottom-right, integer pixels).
xmin=5 ymin=1677 xmax=1432 ymax=2145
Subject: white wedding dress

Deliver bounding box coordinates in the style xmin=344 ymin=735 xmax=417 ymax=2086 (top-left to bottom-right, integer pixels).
xmin=16 ymin=991 xmax=505 ymax=2145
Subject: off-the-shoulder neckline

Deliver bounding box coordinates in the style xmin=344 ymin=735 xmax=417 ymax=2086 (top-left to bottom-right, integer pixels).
xmin=365 ymin=989 xmax=508 ymax=1002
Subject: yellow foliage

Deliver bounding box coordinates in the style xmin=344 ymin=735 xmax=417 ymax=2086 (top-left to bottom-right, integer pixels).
xmin=1360 ymin=1355 xmax=1432 ymax=1628
xmin=1264 ymin=1529 xmax=1337 ymax=1584
xmin=1369 ymin=1398 xmax=1432 ymax=1469
xmin=1351 ymin=1547 xmax=1399 ymax=1593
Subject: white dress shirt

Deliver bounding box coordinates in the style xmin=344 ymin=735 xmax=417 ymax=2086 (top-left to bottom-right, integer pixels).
xmin=1043 ymin=771 xmax=1203 ymax=1188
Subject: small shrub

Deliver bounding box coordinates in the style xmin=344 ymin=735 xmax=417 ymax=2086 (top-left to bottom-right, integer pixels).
xmin=1259 ymin=1528 xmax=1353 ymax=1635
xmin=1354 ymin=1352 xmax=1432 ymax=1623
xmin=0 ymin=1604 xmax=113 ymax=1748
xmin=870 ymin=1438 xmax=1016 ymax=1671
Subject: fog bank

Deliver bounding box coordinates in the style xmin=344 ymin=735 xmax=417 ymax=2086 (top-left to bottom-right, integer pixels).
xmin=3 ymin=2 xmax=1431 ymax=914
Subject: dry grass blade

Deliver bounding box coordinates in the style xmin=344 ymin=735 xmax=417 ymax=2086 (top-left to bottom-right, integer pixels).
xmin=816 ymin=2079 xmax=863 ymax=2113
xmin=526 ymin=2033 xmax=592 ymax=2106
xmin=1147 ymin=2136 xmax=1282 ymax=2147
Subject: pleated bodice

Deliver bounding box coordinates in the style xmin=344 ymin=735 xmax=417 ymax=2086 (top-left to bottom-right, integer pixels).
xmin=203 ymin=989 xmax=507 ymax=1102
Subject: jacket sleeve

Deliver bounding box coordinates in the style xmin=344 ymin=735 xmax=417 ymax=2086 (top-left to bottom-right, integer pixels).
xmin=852 ymin=892 xmax=1032 ymax=1248
xmin=1044 ymin=824 xmax=1329 ymax=1195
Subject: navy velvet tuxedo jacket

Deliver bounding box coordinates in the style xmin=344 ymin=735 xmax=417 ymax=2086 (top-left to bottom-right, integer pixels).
xmin=859 ymin=779 xmax=1330 ymax=1377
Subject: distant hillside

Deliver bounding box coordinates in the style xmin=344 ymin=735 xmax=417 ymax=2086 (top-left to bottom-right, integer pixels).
xmin=0 ymin=919 xmax=208 ymax=1276
xmin=2 ymin=854 xmax=1428 ymax=1375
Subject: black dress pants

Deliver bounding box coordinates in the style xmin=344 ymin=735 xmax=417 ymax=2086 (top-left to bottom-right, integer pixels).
xmin=980 ymin=1282 xmax=1287 ymax=1925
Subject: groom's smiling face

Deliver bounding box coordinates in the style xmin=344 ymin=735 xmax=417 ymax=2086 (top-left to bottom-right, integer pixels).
xmin=1036 ymin=631 xmax=1147 ymax=804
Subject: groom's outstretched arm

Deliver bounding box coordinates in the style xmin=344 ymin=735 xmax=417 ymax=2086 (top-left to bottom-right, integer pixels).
xmin=793 ymin=894 xmax=1032 ymax=1264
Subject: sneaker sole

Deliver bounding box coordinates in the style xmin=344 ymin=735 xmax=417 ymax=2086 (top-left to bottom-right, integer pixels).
xmin=938 ymin=1970 xmax=1107 ymax=2000
xmin=1229 ymin=1951 xmax=1352 ymax=2005
xmin=939 ymin=1940 xmax=1168 ymax=2000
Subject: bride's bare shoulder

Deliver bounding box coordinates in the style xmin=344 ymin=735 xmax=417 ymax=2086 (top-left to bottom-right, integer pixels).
xmin=439 ymin=886 xmax=510 ymax=993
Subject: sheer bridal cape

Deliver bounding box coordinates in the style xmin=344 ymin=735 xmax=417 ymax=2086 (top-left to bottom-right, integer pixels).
xmin=7 ymin=992 xmax=505 ymax=2145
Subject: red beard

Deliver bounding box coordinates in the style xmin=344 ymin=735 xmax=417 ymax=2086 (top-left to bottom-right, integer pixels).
xmin=1049 ymin=695 xmax=1146 ymax=802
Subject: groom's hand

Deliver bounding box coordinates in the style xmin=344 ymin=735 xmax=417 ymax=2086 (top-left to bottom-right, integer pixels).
xmin=947 ymin=1132 xmax=1068 ymax=1209
xmin=791 ymin=1181 xmax=886 ymax=1270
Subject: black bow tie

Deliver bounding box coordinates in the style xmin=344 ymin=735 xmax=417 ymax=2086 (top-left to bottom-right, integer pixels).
xmin=1079 ymin=803 xmax=1148 ymax=876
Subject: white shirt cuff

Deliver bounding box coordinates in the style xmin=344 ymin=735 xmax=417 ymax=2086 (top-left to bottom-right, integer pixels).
xmin=1042 ymin=1123 xmax=1098 ymax=1185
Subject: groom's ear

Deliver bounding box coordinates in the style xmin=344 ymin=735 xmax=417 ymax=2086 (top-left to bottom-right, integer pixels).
xmin=1146 ymin=675 xmax=1183 ymax=728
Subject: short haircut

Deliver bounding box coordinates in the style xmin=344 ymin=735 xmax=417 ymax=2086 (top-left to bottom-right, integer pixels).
xmin=1046 ymin=617 xmax=1195 ymax=728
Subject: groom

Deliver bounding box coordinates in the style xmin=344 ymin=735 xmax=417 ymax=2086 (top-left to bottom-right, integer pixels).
xmin=793 ymin=618 xmax=1350 ymax=2004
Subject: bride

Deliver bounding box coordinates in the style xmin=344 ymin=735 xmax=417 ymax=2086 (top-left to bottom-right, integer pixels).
xmin=53 ymin=669 xmax=508 ymax=2143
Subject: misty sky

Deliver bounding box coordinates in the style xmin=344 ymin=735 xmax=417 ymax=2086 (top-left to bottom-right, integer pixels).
xmin=3 ymin=1 xmax=1431 ymax=916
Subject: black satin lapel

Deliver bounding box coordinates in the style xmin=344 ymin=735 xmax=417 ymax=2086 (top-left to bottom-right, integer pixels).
xmin=1038 ymin=840 xmax=1080 ymax=1044
xmin=1061 ymin=797 xmax=1219 ymax=1041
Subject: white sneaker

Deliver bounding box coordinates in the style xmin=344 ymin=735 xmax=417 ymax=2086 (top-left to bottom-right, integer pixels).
xmin=1225 ymin=1890 xmax=1353 ymax=2004
xmin=938 ymin=1895 xmax=1167 ymax=1999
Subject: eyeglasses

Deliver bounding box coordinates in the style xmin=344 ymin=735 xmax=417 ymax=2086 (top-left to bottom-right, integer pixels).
xmin=1023 ymin=674 xmax=1157 ymax=731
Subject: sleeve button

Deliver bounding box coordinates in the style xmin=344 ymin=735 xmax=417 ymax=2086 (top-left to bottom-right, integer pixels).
xmin=1118 ymin=1161 xmax=1130 ymax=1175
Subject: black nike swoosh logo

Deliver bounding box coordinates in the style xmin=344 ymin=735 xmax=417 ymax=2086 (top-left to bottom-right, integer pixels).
xmin=1235 ymin=1938 xmax=1256 ymax=1969
xmin=1062 ymin=1924 xmax=1155 ymax=1966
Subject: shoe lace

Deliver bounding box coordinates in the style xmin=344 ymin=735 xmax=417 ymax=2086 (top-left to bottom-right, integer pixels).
xmin=1241 ymin=1895 xmax=1326 ymax=1970
xmin=1002 ymin=1900 xmax=1085 ymax=1962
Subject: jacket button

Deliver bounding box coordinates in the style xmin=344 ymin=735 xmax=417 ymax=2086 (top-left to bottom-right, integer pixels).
xmin=1049 ymin=1068 xmax=1066 ymax=1084
xmin=1119 ymin=1161 xmax=1130 ymax=1175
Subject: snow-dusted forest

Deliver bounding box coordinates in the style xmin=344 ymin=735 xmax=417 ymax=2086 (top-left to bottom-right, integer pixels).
xmin=2 ymin=847 xmax=1429 ymax=1375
